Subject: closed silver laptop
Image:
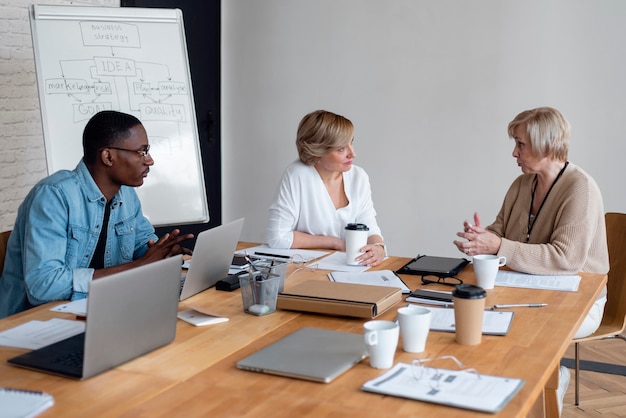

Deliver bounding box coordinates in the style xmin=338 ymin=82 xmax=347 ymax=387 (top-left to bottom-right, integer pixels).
xmin=236 ymin=327 xmax=368 ymax=383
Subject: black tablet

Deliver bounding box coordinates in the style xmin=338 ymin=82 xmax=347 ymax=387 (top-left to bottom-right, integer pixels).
xmin=396 ymin=255 xmax=469 ymax=278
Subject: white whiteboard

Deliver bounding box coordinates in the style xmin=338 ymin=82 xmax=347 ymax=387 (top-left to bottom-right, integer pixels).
xmin=29 ymin=4 xmax=208 ymax=226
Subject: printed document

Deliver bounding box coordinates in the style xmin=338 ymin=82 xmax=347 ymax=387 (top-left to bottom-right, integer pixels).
xmin=495 ymin=270 xmax=581 ymax=292
xmin=0 ymin=318 xmax=85 ymax=349
xmin=427 ymin=307 xmax=514 ymax=335
xmin=362 ymin=362 xmax=524 ymax=413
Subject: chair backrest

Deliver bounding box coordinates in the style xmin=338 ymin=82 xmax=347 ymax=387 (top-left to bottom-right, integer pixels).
xmin=604 ymin=213 xmax=626 ymax=326
xmin=0 ymin=230 xmax=11 ymax=276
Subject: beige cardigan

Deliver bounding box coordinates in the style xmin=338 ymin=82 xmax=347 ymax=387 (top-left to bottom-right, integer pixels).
xmin=487 ymin=162 xmax=609 ymax=276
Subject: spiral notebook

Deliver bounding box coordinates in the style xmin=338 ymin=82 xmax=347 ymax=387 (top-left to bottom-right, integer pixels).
xmin=0 ymin=387 xmax=54 ymax=418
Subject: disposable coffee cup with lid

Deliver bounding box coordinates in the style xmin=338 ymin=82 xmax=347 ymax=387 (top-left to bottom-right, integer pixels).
xmin=451 ymin=284 xmax=487 ymax=345
xmin=345 ymin=223 xmax=369 ymax=265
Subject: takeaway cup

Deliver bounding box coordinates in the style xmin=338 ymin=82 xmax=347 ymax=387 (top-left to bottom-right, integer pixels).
xmin=345 ymin=223 xmax=369 ymax=265
xmin=452 ymin=284 xmax=487 ymax=345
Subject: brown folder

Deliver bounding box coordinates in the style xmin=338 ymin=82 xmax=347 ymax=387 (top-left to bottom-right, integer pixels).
xmin=277 ymin=280 xmax=402 ymax=319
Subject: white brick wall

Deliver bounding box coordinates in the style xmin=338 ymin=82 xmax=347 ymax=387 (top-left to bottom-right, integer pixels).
xmin=0 ymin=0 xmax=119 ymax=232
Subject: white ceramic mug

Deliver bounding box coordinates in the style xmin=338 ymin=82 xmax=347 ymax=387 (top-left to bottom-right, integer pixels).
xmin=345 ymin=223 xmax=369 ymax=265
xmin=363 ymin=320 xmax=399 ymax=369
xmin=397 ymin=306 xmax=431 ymax=353
xmin=472 ymin=254 xmax=507 ymax=290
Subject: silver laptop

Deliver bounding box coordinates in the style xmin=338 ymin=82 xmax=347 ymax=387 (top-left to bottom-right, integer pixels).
xmin=179 ymin=218 xmax=244 ymax=301
xmin=236 ymin=327 xmax=368 ymax=383
xmin=8 ymin=255 xmax=182 ymax=379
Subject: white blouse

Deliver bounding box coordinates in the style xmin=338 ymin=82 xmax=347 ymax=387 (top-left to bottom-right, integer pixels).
xmin=266 ymin=160 xmax=382 ymax=248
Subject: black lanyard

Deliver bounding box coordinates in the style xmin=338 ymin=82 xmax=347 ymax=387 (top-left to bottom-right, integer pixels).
xmin=526 ymin=162 xmax=569 ymax=243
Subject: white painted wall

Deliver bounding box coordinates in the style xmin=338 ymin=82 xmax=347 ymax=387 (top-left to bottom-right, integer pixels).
xmin=222 ymin=0 xmax=626 ymax=258
xmin=3 ymin=1 xmax=625 ymax=260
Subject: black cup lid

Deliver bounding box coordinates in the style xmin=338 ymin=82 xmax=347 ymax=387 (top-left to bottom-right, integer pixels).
xmin=345 ymin=223 xmax=369 ymax=231
xmin=452 ymin=284 xmax=486 ymax=299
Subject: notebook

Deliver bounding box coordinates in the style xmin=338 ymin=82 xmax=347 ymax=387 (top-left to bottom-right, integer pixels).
xmin=396 ymin=255 xmax=469 ymax=278
xmin=0 ymin=387 xmax=54 ymax=418
xmin=236 ymin=327 xmax=368 ymax=383
xmin=179 ymin=218 xmax=244 ymax=301
xmin=7 ymin=255 xmax=182 ymax=380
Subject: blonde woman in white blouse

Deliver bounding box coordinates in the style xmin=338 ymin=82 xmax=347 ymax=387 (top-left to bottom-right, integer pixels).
xmin=266 ymin=110 xmax=386 ymax=267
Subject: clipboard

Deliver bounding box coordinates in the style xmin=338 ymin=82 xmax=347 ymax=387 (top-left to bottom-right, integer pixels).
xmin=396 ymin=255 xmax=469 ymax=278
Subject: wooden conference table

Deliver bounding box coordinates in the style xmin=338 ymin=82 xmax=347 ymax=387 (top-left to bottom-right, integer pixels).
xmin=0 ymin=244 xmax=606 ymax=418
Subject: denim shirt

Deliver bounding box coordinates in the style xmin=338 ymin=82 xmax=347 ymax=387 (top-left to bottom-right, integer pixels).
xmin=0 ymin=160 xmax=157 ymax=318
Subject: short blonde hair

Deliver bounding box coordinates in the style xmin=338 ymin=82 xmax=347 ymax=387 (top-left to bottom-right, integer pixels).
xmin=507 ymin=107 xmax=570 ymax=162
xmin=296 ymin=110 xmax=354 ymax=165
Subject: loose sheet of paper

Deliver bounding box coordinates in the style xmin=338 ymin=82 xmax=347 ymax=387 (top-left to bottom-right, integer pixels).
xmin=0 ymin=318 xmax=85 ymax=349
xmin=495 ymin=270 xmax=581 ymax=292
xmin=50 ymin=298 xmax=87 ymax=316
xmin=235 ymin=245 xmax=330 ymax=263
xmin=427 ymin=307 xmax=514 ymax=335
xmin=313 ymin=251 xmax=370 ymax=272
xmin=362 ymin=362 xmax=524 ymax=413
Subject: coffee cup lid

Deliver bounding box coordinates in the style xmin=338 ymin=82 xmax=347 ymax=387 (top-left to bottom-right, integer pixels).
xmin=452 ymin=284 xmax=486 ymax=299
xmin=345 ymin=223 xmax=369 ymax=231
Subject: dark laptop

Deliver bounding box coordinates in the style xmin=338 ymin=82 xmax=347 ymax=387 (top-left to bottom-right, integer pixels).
xmin=8 ymin=255 xmax=182 ymax=379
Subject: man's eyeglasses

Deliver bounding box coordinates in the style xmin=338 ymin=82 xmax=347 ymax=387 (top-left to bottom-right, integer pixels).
xmin=421 ymin=275 xmax=463 ymax=287
xmin=107 ymin=145 xmax=151 ymax=158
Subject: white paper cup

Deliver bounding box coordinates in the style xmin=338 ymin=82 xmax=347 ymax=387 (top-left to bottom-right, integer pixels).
xmin=345 ymin=223 xmax=369 ymax=265
xmin=472 ymin=254 xmax=506 ymax=290
xmin=397 ymin=306 xmax=431 ymax=353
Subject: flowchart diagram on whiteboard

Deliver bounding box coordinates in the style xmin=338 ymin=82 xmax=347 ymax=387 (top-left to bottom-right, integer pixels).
xmin=29 ymin=4 xmax=209 ymax=226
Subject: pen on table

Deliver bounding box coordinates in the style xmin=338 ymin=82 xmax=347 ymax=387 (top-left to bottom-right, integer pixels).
xmin=254 ymin=251 xmax=290 ymax=259
xmin=493 ymin=303 xmax=548 ymax=309
xmin=254 ymin=251 xmax=291 ymax=259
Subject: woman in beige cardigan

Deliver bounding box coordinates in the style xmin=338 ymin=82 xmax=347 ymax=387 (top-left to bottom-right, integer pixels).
xmin=453 ymin=106 xmax=610 ymax=413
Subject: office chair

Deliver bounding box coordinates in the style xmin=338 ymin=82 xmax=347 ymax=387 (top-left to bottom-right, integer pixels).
xmin=0 ymin=230 xmax=11 ymax=275
xmin=573 ymin=212 xmax=626 ymax=406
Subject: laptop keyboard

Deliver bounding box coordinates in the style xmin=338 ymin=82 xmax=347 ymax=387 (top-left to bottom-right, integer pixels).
xmin=53 ymin=351 xmax=84 ymax=368
xmin=179 ymin=273 xmax=186 ymax=295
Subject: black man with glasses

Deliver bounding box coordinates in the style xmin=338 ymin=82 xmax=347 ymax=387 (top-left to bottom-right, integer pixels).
xmin=0 ymin=110 xmax=193 ymax=318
